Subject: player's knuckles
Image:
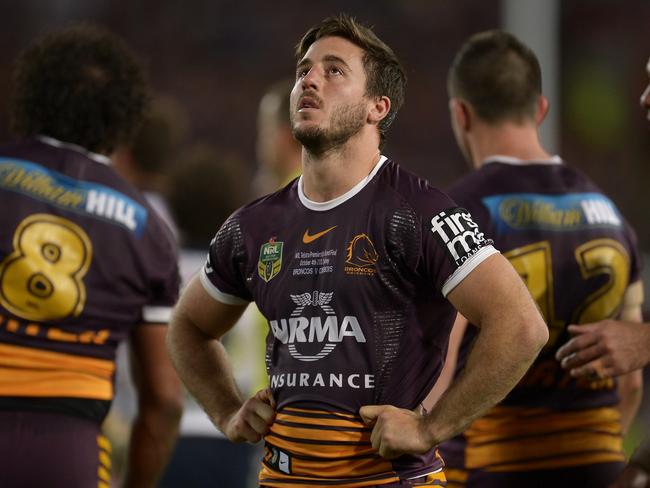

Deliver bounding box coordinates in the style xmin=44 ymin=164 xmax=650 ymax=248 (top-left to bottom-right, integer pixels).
xmin=248 ymin=413 xmax=271 ymax=434
xmin=601 ymin=340 xmax=615 ymax=355
xmin=376 ymin=406 xmax=397 ymax=423
xmin=256 ymin=402 xmax=276 ymax=422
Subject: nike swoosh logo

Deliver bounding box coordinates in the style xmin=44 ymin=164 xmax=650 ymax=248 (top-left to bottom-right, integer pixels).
xmin=303 ymin=226 xmax=337 ymax=244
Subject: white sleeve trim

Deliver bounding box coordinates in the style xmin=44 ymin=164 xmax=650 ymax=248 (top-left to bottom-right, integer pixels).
xmin=200 ymin=268 xmax=250 ymax=305
xmin=441 ymin=245 xmax=499 ymax=297
xmin=142 ymin=305 xmax=173 ymax=323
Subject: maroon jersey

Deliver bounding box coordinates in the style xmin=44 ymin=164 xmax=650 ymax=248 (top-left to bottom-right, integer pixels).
xmin=0 ymin=137 xmax=179 ymax=423
xmin=203 ymin=156 xmax=497 ymax=487
xmin=441 ymin=157 xmax=641 ymax=473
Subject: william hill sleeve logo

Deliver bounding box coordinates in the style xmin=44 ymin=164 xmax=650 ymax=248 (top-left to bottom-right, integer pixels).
xmin=430 ymin=207 xmax=490 ymax=267
xmin=258 ymin=238 xmax=283 ymax=282
xmin=482 ymin=192 xmax=622 ymax=233
xmin=0 ymin=159 xmax=147 ymax=236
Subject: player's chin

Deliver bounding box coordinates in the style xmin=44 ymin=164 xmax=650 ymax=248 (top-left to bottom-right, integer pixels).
xmin=294 ymin=115 xmax=322 ymax=129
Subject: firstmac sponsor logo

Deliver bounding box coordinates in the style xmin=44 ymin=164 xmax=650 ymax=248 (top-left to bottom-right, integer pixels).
xmin=269 ymin=291 xmax=366 ymax=362
xmin=430 ymin=207 xmax=490 ymax=266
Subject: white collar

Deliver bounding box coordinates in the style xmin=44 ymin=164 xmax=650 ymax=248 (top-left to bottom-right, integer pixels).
xmin=482 ymin=154 xmax=563 ymax=166
xmin=37 ymin=135 xmax=111 ymax=165
xmin=298 ymin=155 xmax=387 ymax=211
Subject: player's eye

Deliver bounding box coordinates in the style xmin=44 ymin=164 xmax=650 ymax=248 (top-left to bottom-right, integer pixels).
xmin=328 ymin=66 xmax=343 ymax=76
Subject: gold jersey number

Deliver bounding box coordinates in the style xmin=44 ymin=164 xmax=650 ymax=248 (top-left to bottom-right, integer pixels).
xmin=505 ymin=238 xmax=629 ymax=351
xmin=0 ymin=214 xmax=92 ymax=321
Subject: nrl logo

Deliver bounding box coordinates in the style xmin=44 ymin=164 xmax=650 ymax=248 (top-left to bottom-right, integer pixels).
xmin=258 ymin=238 xmax=283 ymax=282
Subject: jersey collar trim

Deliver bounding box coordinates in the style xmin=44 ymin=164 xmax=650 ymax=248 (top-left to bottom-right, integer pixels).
xmin=37 ymin=135 xmax=111 ymax=166
xmin=297 ymin=155 xmax=387 ymax=211
xmin=483 ymin=154 xmax=563 ymax=166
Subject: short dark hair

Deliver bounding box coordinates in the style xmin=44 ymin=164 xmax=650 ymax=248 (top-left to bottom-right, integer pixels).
xmin=448 ymin=30 xmax=542 ymax=123
xmin=295 ymin=14 xmax=406 ymax=148
xmin=10 ymin=24 xmax=149 ymax=154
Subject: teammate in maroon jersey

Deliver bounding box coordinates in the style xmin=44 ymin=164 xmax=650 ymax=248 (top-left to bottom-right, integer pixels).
xmin=167 ymin=15 xmax=547 ymax=488
xmin=555 ymin=54 xmax=650 ymax=488
xmin=435 ymin=31 xmax=643 ymax=488
xmin=0 ymin=25 xmax=182 ymax=487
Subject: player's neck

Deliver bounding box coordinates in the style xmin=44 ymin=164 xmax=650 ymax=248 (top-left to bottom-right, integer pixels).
xmin=300 ymin=137 xmax=381 ymax=203
xmin=471 ymin=123 xmax=551 ymax=168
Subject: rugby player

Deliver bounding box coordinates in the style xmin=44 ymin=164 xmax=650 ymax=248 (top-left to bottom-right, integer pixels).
xmin=556 ymin=53 xmax=650 ymax=488
xmin=167 ymin=15 xmax=548 ymax=488
xmin=436 ymin=31 xmax=643 ymax=488
xmin=0 ymin=25 xmax=182 ymax=487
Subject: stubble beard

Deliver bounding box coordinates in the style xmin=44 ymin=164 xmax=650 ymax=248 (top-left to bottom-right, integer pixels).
xmin=292 ymin=102 xmax=367 ymax=156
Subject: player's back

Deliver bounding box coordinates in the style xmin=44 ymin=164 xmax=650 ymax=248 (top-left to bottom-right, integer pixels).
xmin=0 ymin=137 xmax=178 ymax=423
xmin=443 ymin=157 xmax=641 ymax=474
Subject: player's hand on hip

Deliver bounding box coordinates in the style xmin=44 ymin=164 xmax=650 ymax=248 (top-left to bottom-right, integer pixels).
xmin=223 ymin=387 xmax=276 ymax=443
xmin=609 ymin=464 xmax=650 ymax=488
xmin=359 ymin=404 xmax=433 ymax=459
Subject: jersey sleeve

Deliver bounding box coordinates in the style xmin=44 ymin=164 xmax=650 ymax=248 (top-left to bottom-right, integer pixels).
xmin=141 ymin=214 xmax=181 ymax=324
xmin=200 ymin=212 xmax=253 ymax=305
xmin=412 ymin=187 xmax=499 ymax=297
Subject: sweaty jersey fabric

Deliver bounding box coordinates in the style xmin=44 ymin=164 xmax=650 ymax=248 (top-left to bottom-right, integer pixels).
xmin=203 ymin=156 xmax=497 ymax=487
xmin=440 ymin=157 xmax=642 ymax=477
xmin=0 ymin=137 xmax=179 ymax=423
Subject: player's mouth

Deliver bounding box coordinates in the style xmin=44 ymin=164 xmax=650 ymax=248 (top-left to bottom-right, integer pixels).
xmin=298 ymin=94 xmax=322 ymax=111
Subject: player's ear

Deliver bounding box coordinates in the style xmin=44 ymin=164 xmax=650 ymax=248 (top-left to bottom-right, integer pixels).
xmin=368 ymin=95 xmax=391 ymax=125
xmin=535 ymin=95 xmax=549 ymax=125
xmin=449 ymin=98 xmax=471 ymax=131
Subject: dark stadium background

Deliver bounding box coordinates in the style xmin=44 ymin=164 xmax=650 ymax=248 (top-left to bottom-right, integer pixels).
xmin=0 ymin=1 xmax=647 ymax=252
xmin=0 ymin=0 xmax=648 ymax=468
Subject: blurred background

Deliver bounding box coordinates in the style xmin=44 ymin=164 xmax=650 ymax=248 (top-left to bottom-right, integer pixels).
xmin=0 ymin=0 xmax=647 ymax=245
xmin=1 ymin=0 xmax=648 ymax=484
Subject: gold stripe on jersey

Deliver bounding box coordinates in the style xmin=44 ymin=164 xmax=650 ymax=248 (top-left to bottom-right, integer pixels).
xmin=97 ymin=434 xmax=112 ymax=486
xmin=464 ymin=406 xmax=623 ymax=471
xmin=259 ymin=406 xmax=400 ymax=487
xmin=444 ymin=468 xmax=468 ymax=486
xmin=0 ymin=342 xmax=114 ymax=399
xmin=258 ymin=473 xmax=400 ymax=488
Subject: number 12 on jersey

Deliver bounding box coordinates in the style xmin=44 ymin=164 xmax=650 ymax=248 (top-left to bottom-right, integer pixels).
xmin=505 ymin=238 xmax=629 ymax=350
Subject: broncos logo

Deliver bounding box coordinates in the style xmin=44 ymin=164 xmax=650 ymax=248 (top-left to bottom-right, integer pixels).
xmin=345 ymin=234 xmax=379 ymax=268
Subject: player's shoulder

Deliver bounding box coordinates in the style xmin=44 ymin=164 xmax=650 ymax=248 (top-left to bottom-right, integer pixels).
xmin=376 ymin=157 xmax=456 ymax=213
xmin=1 ymin=137 xmax=176 ymax=260
xmin=233 ymin=176 xmax=299 ymax=222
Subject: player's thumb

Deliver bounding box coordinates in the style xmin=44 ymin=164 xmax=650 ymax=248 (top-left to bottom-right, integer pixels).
xmin=359 ymin=405 xmax=387 ymax=425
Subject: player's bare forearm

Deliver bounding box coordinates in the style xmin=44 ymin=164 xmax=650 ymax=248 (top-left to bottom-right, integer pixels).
xmin=425 ymin=316 xmax=546 ymax=442
xmin=166 ymin=277 xmax=275 ymax=443
xmin=429 ymin=254 xmax=548 ymax=443
xmin=125 ymin=323 xmax=183 ymax=487
xmin=166 ymin=307 xmax=244 ymax=431
xmin=617 ymin=370 xmax=642 ymax=434
xmin=167 ymin=311 xmax=276 ymax=442
xmin=615 ymin=302 xmax=644 ymax=434
xmin=123 ymin=404 xmax=181 ymax=488
xmin=361 ymin=255 xmax=548 ymax=459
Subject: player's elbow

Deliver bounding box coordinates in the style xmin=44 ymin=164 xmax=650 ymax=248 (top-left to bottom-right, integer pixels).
xmin=520 ymin=315 xmax=549 ymax=357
